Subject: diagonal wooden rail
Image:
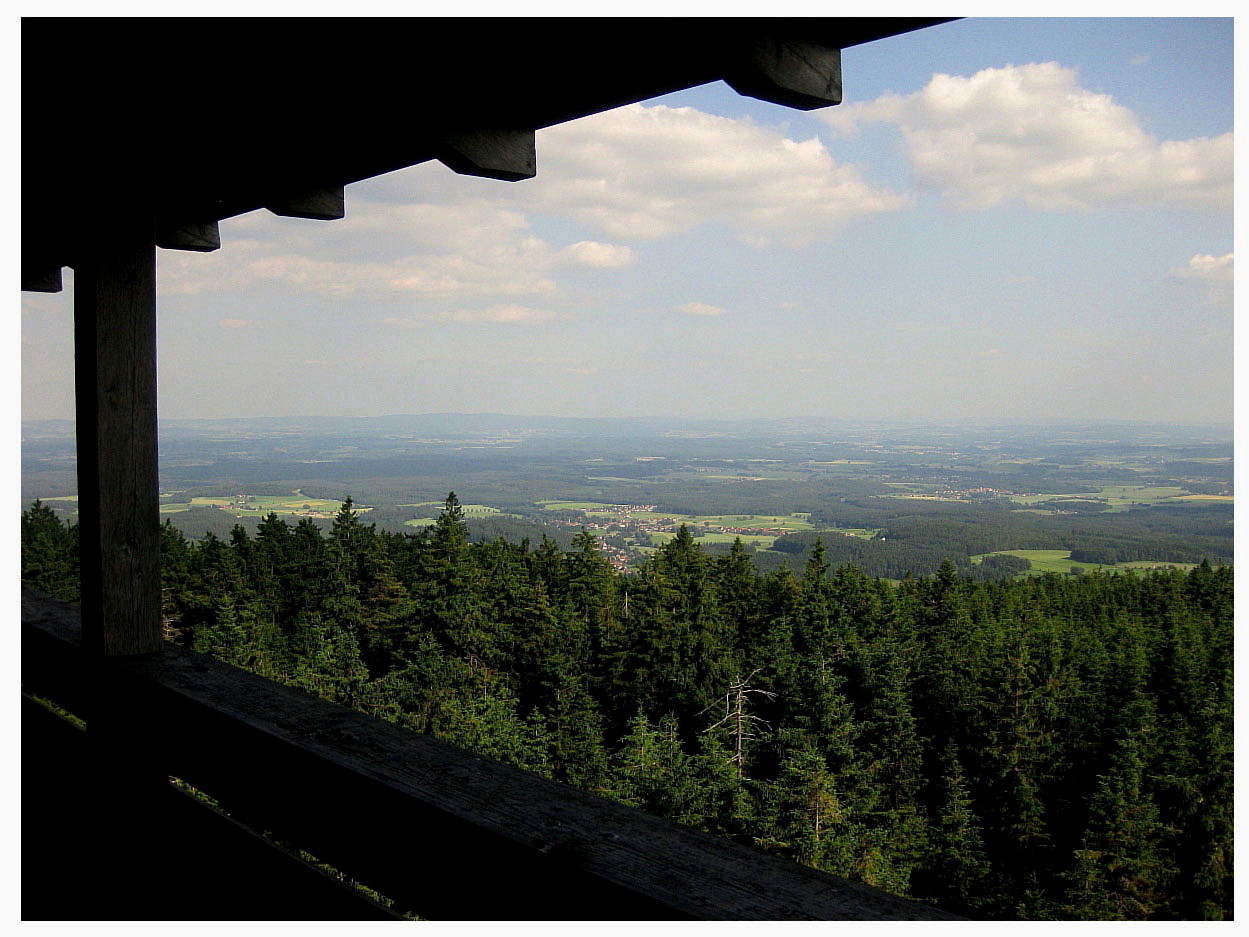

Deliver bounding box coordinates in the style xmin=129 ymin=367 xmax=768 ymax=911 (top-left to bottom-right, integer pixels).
xmin=23 ymin=587 xmax=961 ymax=921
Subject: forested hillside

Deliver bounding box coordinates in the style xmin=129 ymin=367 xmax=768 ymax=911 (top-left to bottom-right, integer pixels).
xmin=22 ymin=496 xmax=1233 ymax=920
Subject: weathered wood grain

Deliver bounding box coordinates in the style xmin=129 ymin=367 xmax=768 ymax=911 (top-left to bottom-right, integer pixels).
xmin=267 ymin=186 xmax=347 ymax=221
xmin=438 ymin=128 xmax=538 ymax=181
xmin=71 ymin=228 xmax=162 ymax=657
xmin=22 ymin=693 xmax=403 ymax=920
xmin=726 ymin=36 xmax=843 ymax=110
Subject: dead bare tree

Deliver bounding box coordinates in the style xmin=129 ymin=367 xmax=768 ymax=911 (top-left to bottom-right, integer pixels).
xmin=703 ymin=669 xmax=777 ymax=778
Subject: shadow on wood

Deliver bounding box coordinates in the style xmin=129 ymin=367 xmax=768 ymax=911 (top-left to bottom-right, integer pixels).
xmin=23 ymin=587 xmax=961 ymax=922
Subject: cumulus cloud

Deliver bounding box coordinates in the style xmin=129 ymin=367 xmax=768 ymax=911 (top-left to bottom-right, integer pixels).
xmin=530 ymin=103 xmax=909 ymax=246
xmin=158 ymin=101 xmax=914 ymax=309
xmin=383 ymin=304 xmax=555 ymax=327
xmin=448 ymin=304 xmax=556 ymax=323
xmin=676 ymin=302 xmax=726 ymax=317
xmin=826 ymin=62 xmax=1231 ymax=212
xmin=160 ymin=204 xmax=561 ymax=301
xmin=158 ymin=188 xmax=649 ymax=308
xmin=217 ymin=318 xmax=254 ymax=329
xmin=560 ymin=241 xmax=635 ymax=268
xmin=340 ymin=103 xmax=909 ymax=249
xmin=1171 ymin=252 xmax=1233 ymax=283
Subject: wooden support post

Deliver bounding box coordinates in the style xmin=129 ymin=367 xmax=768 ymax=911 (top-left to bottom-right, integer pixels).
xmin=73 ymin=218 xmax=163 ymax=657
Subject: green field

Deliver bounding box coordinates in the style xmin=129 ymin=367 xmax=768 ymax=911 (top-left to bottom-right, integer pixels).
xmin=974 ymin=549 xmax=1198 ymax=577
xmin=973 ymin=550 xmax=1105 ymax=575
xmin=401 ymin=501 xmax=511 ymax=517
xmin=542 ymin=500 xmax=854 ymax=551
xmin=158 ymin=493 xmax=362 ymax=518
xmin=1086 ymin=485 xmax=1189 ymax=504
xmin=695 ymin=514 xmax=815 ymax=530
xmin=540 ymin=502 xmax=817 ymax=531
xmin=648 ymin=530 xmax=781 ymax=548
xmin=1117 ymin=560 xmax=1199 ymax=571
xmin=538 ymin=500 xmax=619 ymax=511
xmin=830 ymin=528 xmax=880 ymax=540
xmin=1009 ymin=485 xmax=1195 ymax=512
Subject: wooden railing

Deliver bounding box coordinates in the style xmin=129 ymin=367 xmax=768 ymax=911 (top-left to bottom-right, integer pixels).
xmin=22 ymin=587 xmax=961 ymax=921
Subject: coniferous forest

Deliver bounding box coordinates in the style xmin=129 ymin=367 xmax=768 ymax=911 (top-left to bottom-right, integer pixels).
xmin=22 ymin=494 xmax=1233 ymax=920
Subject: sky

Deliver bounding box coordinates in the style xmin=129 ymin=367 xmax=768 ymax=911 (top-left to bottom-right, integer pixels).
xmin=19 ymin=17 xmax=1235 ymax=426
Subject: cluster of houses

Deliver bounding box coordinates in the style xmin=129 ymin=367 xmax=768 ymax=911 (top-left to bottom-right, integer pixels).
xmin=545 ymin=502 xmax=805 ymax=571
xmin=931 ymin=486 xmax=1015 ymax=501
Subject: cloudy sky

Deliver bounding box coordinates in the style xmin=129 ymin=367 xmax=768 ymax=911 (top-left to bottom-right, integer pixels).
xmin=20 ymin=17 xmax=1234 ymax=425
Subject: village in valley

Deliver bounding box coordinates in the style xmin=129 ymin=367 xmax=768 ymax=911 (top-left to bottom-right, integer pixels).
xmin=537 ymin=501 xmax=831 ymax=570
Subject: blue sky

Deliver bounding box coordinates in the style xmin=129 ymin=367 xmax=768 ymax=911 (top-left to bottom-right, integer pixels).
xmin=20 ymin=17 xmax=1234 ymax=425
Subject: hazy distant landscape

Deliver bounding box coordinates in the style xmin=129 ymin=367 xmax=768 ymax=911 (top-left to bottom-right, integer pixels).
xmin=19 ymin=16 xmax=1234 ymax=922
xmin=22 ymin=412 xmax=1234 ymax=919
xmin=24 ymin=414 xmax=1234 ymax=579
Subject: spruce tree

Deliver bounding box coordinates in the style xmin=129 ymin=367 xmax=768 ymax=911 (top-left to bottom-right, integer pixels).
xmin=1061 ymin=737 xmax=1172 ymax=920
xmin=914 ymin=745 xmax=991 ymax=915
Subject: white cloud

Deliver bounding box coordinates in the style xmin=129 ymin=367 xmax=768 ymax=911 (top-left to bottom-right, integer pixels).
xmin=529 ymin=103 xmax=910 ymax=246
xmin=383 ymin=304 xmax=555 ymax=327
xmin=827 ymin=63 xmax=1231 ymax=212
xmin=159 ymin=202 xmax=561 ymax=301
xmin=449 ymin=304 xmax=556 ymax=323
xmin=217 ymin=318 xmax=254 ymax=329
xmin=1128 ymin=53 xmax=1150 ymax=67
xmin=676 ymin=301 xmax=726 ymax=317
xmin=559 ymin=241 xmax=636 ymax=268
xmin=1171 ymin=252 xmax=1233 ymax=283
xmin=342 ymin=103 xmax=909 ymax=250
xmin=156 ymin=102 xmax=912 ymax=310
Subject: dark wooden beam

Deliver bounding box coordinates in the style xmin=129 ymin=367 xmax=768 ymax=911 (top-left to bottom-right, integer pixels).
xmin=25 ymin=19 xmax=956 ymax=283
xmin=72 ymin=221 xmax=163 ymax=657
xmin=437 ymin=128 xmax=537 ymax=182
xmin=155 ymin=219 xmax=221 ymax=252
xmin=22 ymin=267 xmax=63 ymax=292
xmin=267 ymin=186 xmax=346 ymax=221
xmin=22 ymin=694 xmax=404 ymax=920
xmin=725 ymin=37 xmax=842 ymax=110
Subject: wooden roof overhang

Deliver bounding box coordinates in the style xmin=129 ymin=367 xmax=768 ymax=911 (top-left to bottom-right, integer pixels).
xmin=21 ymin=18 xmax=972 ymax=920
xmin=23 ymin=16 xmax=953 ymax=656
xmin=23 ymin=18 xmax=949 ymax=287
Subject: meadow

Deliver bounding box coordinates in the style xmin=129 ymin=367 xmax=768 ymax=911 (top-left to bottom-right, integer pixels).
xmin=400 ymin=501 xmax=515 ymax=517
xmin=972 ymin=548 xmax=1198 ymax=577
xmin=1007 ymin=485 xmax=1202 ymax=512
xmin=157 ymin=492 xmax=359 ymax=518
